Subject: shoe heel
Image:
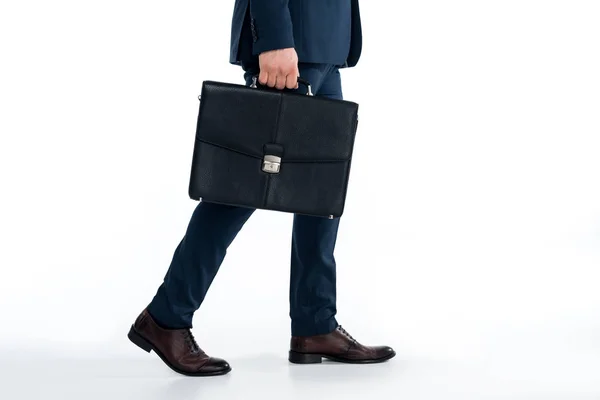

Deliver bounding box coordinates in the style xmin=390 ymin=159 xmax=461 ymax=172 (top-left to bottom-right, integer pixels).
xmin=128 ymin=325 xmax=152 ymax=353
xmin=289 ymin=351 xmax=322 ymax=364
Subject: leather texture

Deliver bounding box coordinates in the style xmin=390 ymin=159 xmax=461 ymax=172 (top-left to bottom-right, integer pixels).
xmin=130 ymin=309 xmax=231 ymax=376
xmin=290 ymin=325 xmax=396 ymax=363
xmin=189 ymin=80 xmax=359 ymax=218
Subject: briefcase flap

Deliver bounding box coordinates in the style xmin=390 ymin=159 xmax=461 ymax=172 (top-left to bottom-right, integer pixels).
xmin=196 ymin=81 xmax=359 ymax=163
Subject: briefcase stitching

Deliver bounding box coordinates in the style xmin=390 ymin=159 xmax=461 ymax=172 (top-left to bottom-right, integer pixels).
xmin=263 ymin=93 xmax=285 ymax=208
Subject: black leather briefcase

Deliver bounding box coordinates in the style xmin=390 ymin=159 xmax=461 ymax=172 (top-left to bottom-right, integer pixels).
xmin=188 ymin=78 xmax=359 ymax=218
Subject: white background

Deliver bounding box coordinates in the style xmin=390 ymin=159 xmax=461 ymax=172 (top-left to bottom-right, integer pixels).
xmin=1 ymin=1 xmax=599 ymax=399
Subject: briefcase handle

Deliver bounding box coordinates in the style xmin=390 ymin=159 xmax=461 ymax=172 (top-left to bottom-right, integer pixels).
xmin=250 ymin=75 xmax=313 ymax=96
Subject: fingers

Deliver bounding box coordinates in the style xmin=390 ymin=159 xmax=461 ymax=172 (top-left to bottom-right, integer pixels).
xmin=275 ymin=75 xmax=286 ymax=90
xmin=258 ymin=70 xmax=269 ymax=86
xmin=292 ymin=65 xmax=300 ymax=89
xmin=285 ymin=68 xmax=299 ymax=90
xmin=266 ymin=73 xmax=277 ymax=88
xmin=258 ymin=48 xmax=300 ymax=90
xmin=260 ymin=70 xmax=298 ymax=90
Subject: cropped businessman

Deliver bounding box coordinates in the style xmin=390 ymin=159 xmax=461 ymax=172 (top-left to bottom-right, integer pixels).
xmin=128 ymin=0 xmax=395 ymax=376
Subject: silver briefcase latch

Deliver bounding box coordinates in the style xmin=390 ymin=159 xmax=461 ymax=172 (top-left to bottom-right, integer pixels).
xmin=262 ymin=155 xmax=281 ymax=174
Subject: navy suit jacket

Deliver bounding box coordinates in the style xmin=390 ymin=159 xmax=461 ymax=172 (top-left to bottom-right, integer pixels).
xmin=229 ymin=0 xmax=362 ymax=68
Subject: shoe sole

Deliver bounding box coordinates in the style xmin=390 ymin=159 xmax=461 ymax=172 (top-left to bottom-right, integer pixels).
xmin=127 ymin=325 xmax=232 ymax=377
xmin=288 ymin=349 xmax=396 ymax=364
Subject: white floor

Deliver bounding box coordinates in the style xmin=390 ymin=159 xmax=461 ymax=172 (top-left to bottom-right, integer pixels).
xmin=2 ymin=233 xmax=600 ymax=400
xmin=2 ymin=318 xmax=599 ymax=400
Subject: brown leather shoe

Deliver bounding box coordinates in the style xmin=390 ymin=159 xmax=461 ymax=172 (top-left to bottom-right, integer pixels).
xmin=128 ymin=309 xmax=231 ymax=376
xmin=289 ymin=325 xmax=395 ymax=364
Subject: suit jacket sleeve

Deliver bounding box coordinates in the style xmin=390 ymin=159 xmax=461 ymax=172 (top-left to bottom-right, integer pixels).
xmin=250 ymin=0 xmax=295 ymax=55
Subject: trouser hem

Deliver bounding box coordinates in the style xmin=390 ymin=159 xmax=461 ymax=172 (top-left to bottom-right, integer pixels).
xmin=291 ymin=317 xmax=338 ymax=337
xmin=146 ymin=302 xmax=193 ymax=330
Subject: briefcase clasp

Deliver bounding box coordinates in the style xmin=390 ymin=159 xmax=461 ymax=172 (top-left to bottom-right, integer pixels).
xmin=262 ymin=155 xmax=281 ymax=174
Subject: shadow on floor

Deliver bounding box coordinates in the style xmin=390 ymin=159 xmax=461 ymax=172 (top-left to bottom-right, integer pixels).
xmin=0 ymin=347 xmax=403 ymax=400
xmin=0 ymin=347 xmax=231 ymax=400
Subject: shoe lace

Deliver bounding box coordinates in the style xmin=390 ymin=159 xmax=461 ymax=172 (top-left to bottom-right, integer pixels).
xmin=182 ymin=329 xmax=201 ymax=354
xmin=337 ymin=325 xmax=357 ymax=344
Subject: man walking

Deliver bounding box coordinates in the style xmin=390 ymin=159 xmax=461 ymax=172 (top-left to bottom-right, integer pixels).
xmin=128 ymin=0 xmax=395 ymax=376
